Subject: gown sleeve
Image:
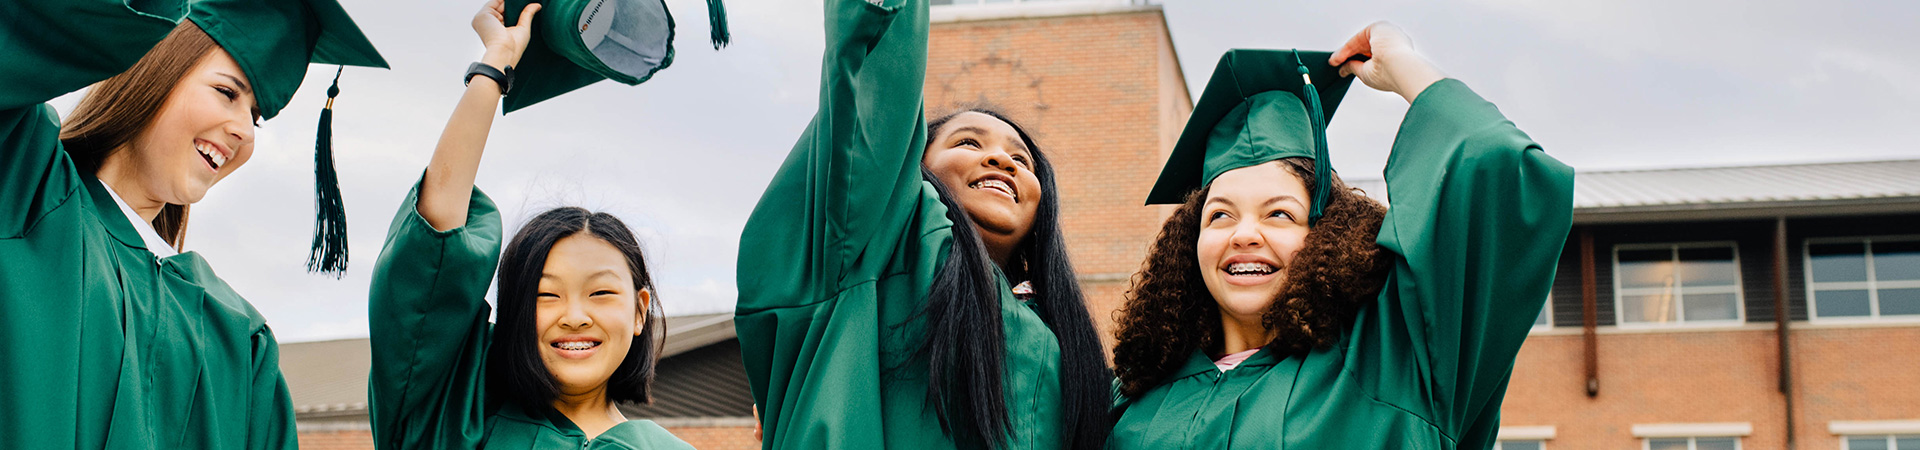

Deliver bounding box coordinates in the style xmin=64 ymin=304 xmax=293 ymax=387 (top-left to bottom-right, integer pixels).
xmin=366 ymin=180 xmax=504 ymax=450
xmin=1363 ymin=79 xmax=1575 ymax=439
xmin=0 ymin=0 xmax=186 ymax=237
xmin=732 ymin=0 xmax=931 ymax=446
xmin=250 ymin=327 xmax=301 ymax=450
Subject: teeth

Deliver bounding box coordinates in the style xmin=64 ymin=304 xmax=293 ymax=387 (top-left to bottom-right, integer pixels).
xmin=197 ymin=142 xmax=225 ymax=168
xmin=972 ymin=179 xmax=1012 ymax=195
xmin=555 ymin=341 xmax=596 ymax=351
xmin=1226 ymin=262 xmax=1275 ymax=275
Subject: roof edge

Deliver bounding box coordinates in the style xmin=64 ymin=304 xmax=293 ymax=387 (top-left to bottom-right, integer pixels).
xmin=932 ymin=2 xmax=1161 ymax=24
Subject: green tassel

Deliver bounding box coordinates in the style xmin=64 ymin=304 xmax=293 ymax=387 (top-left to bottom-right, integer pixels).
xmin=308 ymin=67 xmax=350 ymax=277
xmin=708 ymin=0 xmax=730 ymax=49
xmin=1293 ymin=50 xmax=1333 ymax=226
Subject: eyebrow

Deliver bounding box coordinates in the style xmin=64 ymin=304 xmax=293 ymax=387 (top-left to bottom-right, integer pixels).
xmin=1205 ymin=195 xmax=1304 ymax=209
xmin=216 ymin=72 xmax=251 ymax=94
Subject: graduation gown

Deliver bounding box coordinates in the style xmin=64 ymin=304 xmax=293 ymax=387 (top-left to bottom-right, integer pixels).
xmin=0 ymin=1 xmax=301 ymax=449
xmin=367 ymin=182 xmax=693 ymax=450
xmin=1108 ymin=79 xmax=1576 ymax=450
xmin=733 ymin=0 xmax=1065 ymax=448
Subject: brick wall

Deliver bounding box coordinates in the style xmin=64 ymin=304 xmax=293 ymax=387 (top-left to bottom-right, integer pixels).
xmin=924 ymin=8 xmax=1189 ymax=352
xmin=297 ymin=430 xmax=373 ymax=450
xmin=666 ymin=426 xmax=761 ymax=450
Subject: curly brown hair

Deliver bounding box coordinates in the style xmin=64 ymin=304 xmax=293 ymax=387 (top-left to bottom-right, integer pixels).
xmin=1112 ymin=157 xmax=1392 ymax=397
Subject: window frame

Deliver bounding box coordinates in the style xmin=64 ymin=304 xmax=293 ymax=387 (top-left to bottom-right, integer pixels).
xmin=1839 ymin=434 xmax=1920 ymax=450
xmin=1642 ymin=436 xmax=1742 ymax=450
xmin=1494 ymin=439 xmax=1548 ymax=450
xmin=1532 ymin=290 xmax=1554 ymax=332
xmin=1805 ymin=235 xmax=1920 ymax=323
xmin=1612 ymin=242 xmax=1748 ymax=328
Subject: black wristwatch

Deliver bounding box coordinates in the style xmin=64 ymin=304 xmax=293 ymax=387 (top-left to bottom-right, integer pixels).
xmin=464 ymin=62 xmax=514 ymax=94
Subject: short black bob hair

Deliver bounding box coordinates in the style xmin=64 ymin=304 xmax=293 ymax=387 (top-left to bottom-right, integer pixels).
xmin=487 ymin=206 xmax=665 ymax=410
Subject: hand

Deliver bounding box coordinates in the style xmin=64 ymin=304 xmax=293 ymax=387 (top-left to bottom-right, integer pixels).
xmin=1329 ymin=21 xmax=1445 ymax=103
xmin=473 ymin=0 xmax=541 ymax=68
xmin=752 ymin=405 xmax=763 ymax=441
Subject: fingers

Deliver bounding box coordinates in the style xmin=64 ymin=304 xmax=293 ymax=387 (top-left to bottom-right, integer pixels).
xmin=1329 ymin=24 xmax=1375 ymax=66
xmin=1338 ymin=59 xmax=1366 ymax=78
xmin=514 ymin=3 xmax=542 ymax=28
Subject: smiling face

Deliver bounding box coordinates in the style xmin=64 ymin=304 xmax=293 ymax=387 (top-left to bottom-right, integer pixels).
xmin=534 ymin=233 xmax=649 ymax=397
xmin=1196 ymin=161 xmax=1314 ymax=328
xmin=922 ymin=111 xmax=1045 ymax=265
xmin=115 ymin=46 xmax=258 ymax=206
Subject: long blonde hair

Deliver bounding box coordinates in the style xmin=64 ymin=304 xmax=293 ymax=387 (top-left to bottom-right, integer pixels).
xmin=59 ymin=22 xmax=221 ymax=250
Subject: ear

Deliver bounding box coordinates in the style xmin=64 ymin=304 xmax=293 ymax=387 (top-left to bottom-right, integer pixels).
xmin=633 ymin=288 xmax=652 ymax=336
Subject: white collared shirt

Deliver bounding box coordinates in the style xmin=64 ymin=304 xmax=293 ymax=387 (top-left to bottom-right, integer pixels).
xmin=101 ymin=183 xmax=179 ymax=259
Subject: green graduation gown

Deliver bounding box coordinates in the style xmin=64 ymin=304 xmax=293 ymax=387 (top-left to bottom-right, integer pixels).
xmin=0 ymin=1 xmax=301 ymax=449
xmin=1108 ymin=79 xmax=1576 ymax=450
xmin=733 ymin=0 xmax=1065 ymax=449
xmin=367 ymin=182 xmax=694 ymax=450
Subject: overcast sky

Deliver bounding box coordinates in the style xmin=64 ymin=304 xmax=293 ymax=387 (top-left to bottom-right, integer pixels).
xmin=51 ymin=0 xmax=1918 ymax=343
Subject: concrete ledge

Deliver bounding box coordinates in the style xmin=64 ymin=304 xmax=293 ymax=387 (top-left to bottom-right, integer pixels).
xmin=1631 ymin=422 xmax=1753 ymax=438
xmin=932 ymin=2 xmax=1159 ymax=24
xmin=652 ymin=416 xmax=759 ymax=428
xmin=1829 ymin=420 xmax=1920 ymax=435
xmin=1497 ymin=425 xmax=1557 ymax=440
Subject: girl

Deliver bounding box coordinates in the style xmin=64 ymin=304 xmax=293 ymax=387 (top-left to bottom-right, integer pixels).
xmin=366 ymin=1 xmax=690 ymax=449
xmin=734 ymin=0 xmax=1110 ymax=449
xmin=1108 ymin=23 xmax=1575 ymax=449
xmin=0 ymin=0 xmax=384 ymax=447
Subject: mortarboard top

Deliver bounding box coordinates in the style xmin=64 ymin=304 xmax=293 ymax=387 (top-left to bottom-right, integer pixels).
xmin=1145 ymin=49 xmax=1356 ymax=225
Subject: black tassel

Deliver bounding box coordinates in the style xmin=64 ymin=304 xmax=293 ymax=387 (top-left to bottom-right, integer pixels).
xmin=708 ymin=0 xmax=730 ymax=49
xmin=1293 ymin=50 xmax=1333 ymax=225
xmin=308 ymin=67 xmax=350 ymax=277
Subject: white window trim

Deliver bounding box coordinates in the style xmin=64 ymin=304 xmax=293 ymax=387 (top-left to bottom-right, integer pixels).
xmin=1641 ymin=436 xmax=1743 ymax=450
xmin=1531 ymin=291 xmax=1554 ymax=333
xmin=1839 ymin=434 xmax=1920 ymax=450
xmin=1830 ymin=419 xmax=1920 ymax=435
xmin=1613 ymin=242 xmax=1748 ymax=328
xmin=1806 ymin=235 xmax=1920 ymax=323
xmin=1632 ymin=422 xmax=1754 ymax=438
xmin=1498 ymin=425 xmax=1557 ymax=440
xmin=1494 ymin=440 xmax=1548 ymax=450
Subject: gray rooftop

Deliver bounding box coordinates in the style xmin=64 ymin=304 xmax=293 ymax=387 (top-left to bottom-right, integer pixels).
xmin=1348 ymin=159 xmax=1920 ymax=223
xmin=278 ymin=312 xmax=742 ymax=422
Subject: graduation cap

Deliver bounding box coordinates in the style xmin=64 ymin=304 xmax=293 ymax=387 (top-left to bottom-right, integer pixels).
xmin=500 ymin=0 xmax=731 ymax=113
xmin=1145 ymin=49 xmax=1356 ymax=225
xmin=187 ymin=0 xmax=388 ymax=276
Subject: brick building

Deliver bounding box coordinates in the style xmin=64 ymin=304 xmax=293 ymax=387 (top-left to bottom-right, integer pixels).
xmin=1485 ymin=160 xmax=1920 ymax=450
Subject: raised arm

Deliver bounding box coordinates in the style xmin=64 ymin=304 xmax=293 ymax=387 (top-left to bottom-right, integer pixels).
xmin=1334 ymin=22 xmax=1576 ymax=437
xmin=366 ymin=3 xmax=529 ymax=448
xmin=735 ymin=0 xmax=931 ymax=312
xmin=416 ymin=0 xmax=540 ymax=231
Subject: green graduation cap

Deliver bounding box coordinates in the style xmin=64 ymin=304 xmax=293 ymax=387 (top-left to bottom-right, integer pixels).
xmin=500 ymin=0 xmax=731 ymax=113
xmin=187 ymin=0 xmax=388 ymax=276
xmin=1145 ymin=49 xmax=1356 ymax=225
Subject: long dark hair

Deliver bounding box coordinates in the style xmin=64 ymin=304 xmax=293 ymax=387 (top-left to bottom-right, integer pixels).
xmin=914 ymin=109 xmax=1111 ymax=450
xmin=1111 ymin=158 xmax=1391 ymax=396
xmin=59 ymin=21 xmax=219 ymax=249
xmin=488 ymin=207 xmax=666 ymax=410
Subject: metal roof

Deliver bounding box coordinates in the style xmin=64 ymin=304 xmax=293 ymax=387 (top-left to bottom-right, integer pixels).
xmin=278 ymin=312 xmax=741 ymax=420
xmin=1346 ymin=159 xmax=1920 ymax=222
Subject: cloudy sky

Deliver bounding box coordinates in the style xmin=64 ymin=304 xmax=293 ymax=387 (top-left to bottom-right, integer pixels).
xmin=51 ymin=0 xmax=1918 ymax=342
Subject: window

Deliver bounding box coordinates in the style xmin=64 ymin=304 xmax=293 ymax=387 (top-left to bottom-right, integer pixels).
xmin=1495 ymin=440 xmax=1546 ymax=450
xmin=1646 ymin=437 xmax=1739 ymax=450
xmin=1532 ymin=291 xmax=1553 ymax=331
xmin=1614 ymin=243 xmax=1744 ymax=326
xmin=1807 ymin=237 xmax=1920 ymax=321
xmin=1843 ymin=435 xmax=1920 ymax=450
